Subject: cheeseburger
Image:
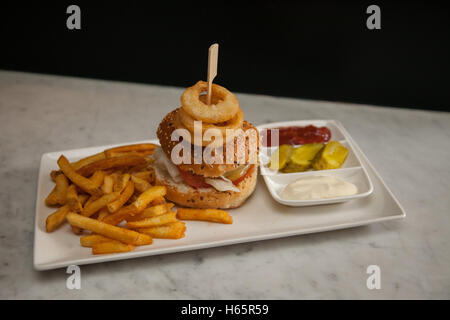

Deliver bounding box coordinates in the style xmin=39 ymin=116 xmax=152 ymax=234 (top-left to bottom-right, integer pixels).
xmin=153 ymin=81 xmax=259 ymax=209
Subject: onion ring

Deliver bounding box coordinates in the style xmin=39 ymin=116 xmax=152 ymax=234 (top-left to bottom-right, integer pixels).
xmin=178 ymin=107 xmax=244 ymax=138
xmin=180 ymin=81 xmax=239 ymax=123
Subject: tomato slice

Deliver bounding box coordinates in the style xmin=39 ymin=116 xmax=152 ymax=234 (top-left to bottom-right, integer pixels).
xmin=178 ymin=168 xmax=211 ymax=189
xmin=232 ymin=165 xmax=255 ymax=186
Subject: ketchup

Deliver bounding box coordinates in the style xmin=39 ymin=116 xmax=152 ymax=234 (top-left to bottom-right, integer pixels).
xmin=262 ymin=125 xmax=331 ymax=147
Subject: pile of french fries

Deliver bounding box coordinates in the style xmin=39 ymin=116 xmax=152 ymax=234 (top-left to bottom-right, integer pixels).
xmin=44 ymin=143 xmax=234 ymax=255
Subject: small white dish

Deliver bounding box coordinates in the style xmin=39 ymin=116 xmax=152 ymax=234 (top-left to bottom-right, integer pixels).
xmin=257 ymin=120 xmax=374 ymax=206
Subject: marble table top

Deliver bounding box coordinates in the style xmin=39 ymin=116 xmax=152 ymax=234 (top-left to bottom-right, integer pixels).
xmin=0 ymin=70 xmax=449 ymax=299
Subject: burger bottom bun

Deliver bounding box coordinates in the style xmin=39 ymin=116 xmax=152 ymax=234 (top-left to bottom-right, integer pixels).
xmin=154 ymin=165 xmax=258 ymax=209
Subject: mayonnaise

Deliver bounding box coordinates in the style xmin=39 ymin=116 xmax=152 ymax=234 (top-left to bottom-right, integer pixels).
xmin=280 ymin=175 xmax=358 ymax=200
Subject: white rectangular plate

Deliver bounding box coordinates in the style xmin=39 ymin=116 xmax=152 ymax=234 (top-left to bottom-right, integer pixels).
xmin=34 ymin=131 xmax=405 ymax=270
xmin=257 ymin=120 xmax=374 ymax=206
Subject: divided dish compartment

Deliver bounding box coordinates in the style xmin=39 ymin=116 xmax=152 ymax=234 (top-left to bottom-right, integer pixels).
xmin=257 ymin=120 xmax=374 ymax=206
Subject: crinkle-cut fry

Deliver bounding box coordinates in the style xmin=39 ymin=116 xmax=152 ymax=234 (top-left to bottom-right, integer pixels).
xmin=101 ymin=175 xmax=114 ymax=194
xmin=138 ymin=221 xmax=186 ymax=239
xmin=80 ymin=234 xmax=116 ymax=247
xmin=45 ymin=186 xmax=59 ymax=206
xmin=176 ymin=208 xmax=233 ymax=224
xmin=45 ymin=194 xmax=88 ymax=232
xmin=76 ymin=155 xmax=146 ymax=177
xmin=113 ymin=173 xmax=131 ymax=193
xmin=54 ymin=173 xmax=69 ymax=205
xmin=104 ymin=143 xmax=157 ymax=158
xmin=131 ymin=175 xmax=151 ymax=193
xmin=66 ymin=184 xmax=82 ymax=213
xmin=127 ymin=203 xmax=174 ymax=222
xmin=66 ymin=212 xmax=152 ymax=245
xmin=92 ymin=242 xmax=136 ymax=254
xmin=107 ymin=180 xmax=134 ymax=213
xmin=126 ymin=212 xmax=176 ymax=229
xmin=133 ymin=186 xmax=166 ymax=210
xmin=97 ymin=207 xmax=110 ymax=221
xmin=90 ymin=170 xmax=106 ymax=188
xmin=57 ymin=155 xmax=102 ymax=197
xmin=102 ymin=205 xmax=137 ymax=226
xmin=82 ymin=192 xmax=120 ymax=217
xmin=149 ymin=195 xmax=166 ymax=206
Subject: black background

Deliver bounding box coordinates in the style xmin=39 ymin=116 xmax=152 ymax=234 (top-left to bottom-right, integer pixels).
xmin=1 ymin=1 xmax=449 ymax=111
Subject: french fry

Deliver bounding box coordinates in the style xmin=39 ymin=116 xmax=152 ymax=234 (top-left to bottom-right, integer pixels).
xmin=131 ymin=175 xmax=151 ymax=193
xmin=45 ymin=187 xmax=59 ymax=206
xmin=101 ymin=175 xmax=114 ymax=194
xmin=176 ymin=208 xmax=233 ymax=224
xmin=138 ymin=221 xmax=186 ymax=239
xmin=66 ymin=184 xmax=82 ymax=213
xmin=97 ymin=207 xmax=110 ymax=221
xmin=46 ymin=205 xmax=70 ymax=232
xmin=102 ymin=205 xmax=137 ymax=226
xmin=113 ymin=173 xmax=131 ymax=193
xmin=46 ymin=194 xmax=88 ymax=232
xmin=90 ymin=170 xmax=106 ymax=188
xmin=149 ymin=195 xmax=166 ymax=206
xmin=57 ymin=155 xmax=102 ymax=197
xmin=127 ymin=203 xmax=174 ymax=222
xmin=107 ymin=180 xmax=134 ymax=213
xmin=126 ymin=212 xmax=177 ymax=229
xmin=80 ymin=234 xmax=115 ymax=247
xmin=76 ymin=155 xmax=146 ymax=177
xmin=104 ymin=143 xmax=157 ymax=158
xmin=132 ymin=170 xmax=154 ymax=184
xmin=133 ymin=186 xmax=166 ymax=211
xmin=82 ymin=192 xmax=120 ymax=217
xmin=71 ymin=152 xmax=106 ymax=171
xmin=54 ymin=173 xmax=69 ymax=205
xmin=66 ymin=212 xmax=153 ymax=245
xmin=92 ymin=242 xmax=135 ymax=255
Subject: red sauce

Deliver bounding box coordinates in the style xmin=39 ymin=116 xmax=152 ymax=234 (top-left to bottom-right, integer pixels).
xmin=262 ymin=125 xmax=331 ymax=147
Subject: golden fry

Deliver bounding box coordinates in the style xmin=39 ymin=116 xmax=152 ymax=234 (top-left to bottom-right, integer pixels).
xmin=54 ymin=173 xmax=69 ymax=205
xmin=149 ymin=195 xmax=166 ymax=206
xmin=77 ymin=155 xmax=146 ymax=177
xmin=80 ymin=234 xmax=114 ymax=247
xmin=127 ymin=203 xmax=174 ymax=222
xmin=107 ymin=180 xmax=134 ymax=213
xmin=57 ymin=155 xmax=102 ymax=197
xmin=132 ymin=171 xmax=154 ymax=184
xmin=133 ymin=186 xmax=166 ymax=210
xmin=176 ymin=208 xmax=233 ymax=224
xmin=46 ymin=205 xmax=70 ymax=232
xmin=102 ymin=205 xmax=137 ymax=226
xmin=90 ymin=170 xmax=106 ymax=188
xmin=45 ymin=187 xmax=59 ymax=206
xmin=113 ymin=173 xmax=131 ymax=193
xmin=104 ymin=143 xmax=157 ymax=158
xmin=97 ymin=207 xmax=110 ymax=221
xmin=66 ymin=212 xmax=153 ymax=245
xmin=66 ymin=184 xmax=82 ymax=213
xmin=131 ymin=175 xmax=151 ymax=193
xmin=101 ymin=175 xmax=114 ymax=194
xmin=138 ymin=221 xmax=186 ymax=239
xmin=71 ymin=152 xmax=106 ymax=171
xmin=82 ymin=192 xmax=120 ymax=217
xmin=126 ymin=212 xmax=176 ymax=229
xmin=92 ymin=242 xmax=135 ymax=254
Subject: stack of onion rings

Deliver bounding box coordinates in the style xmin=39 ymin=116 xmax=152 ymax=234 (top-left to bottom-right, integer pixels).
xmin=181 ymin=81 xmax=239 ymax=123
xmin=177 ymin=81 xmax=244 ymax=147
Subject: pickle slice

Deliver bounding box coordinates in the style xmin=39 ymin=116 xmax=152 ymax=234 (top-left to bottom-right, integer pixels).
xmin=269 ymin=144 xmax=293 ymax=171
xmin=312 ymin=141 xmax=348 ymax=170
xmin=287 ymin=143 xmax=325 ymax=172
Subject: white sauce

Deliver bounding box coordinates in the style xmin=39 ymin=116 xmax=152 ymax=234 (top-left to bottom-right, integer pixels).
xmin=281 ymin=175 xmax=358 ymax=200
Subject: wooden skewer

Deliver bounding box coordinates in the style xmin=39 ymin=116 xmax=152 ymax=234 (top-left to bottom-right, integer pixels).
xmin=206 ymin=43 xmax=219 ymax=105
